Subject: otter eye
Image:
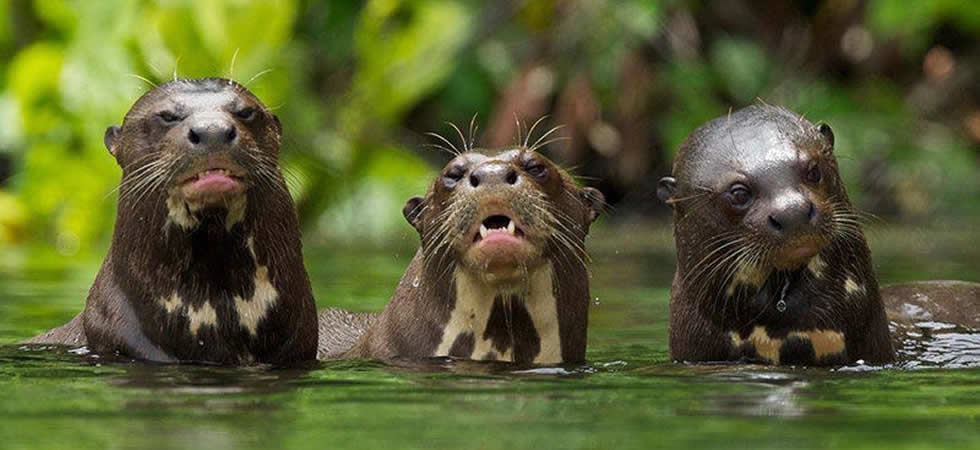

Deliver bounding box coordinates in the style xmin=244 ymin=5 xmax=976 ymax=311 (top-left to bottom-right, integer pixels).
xmin=806 ymin=162 xmax=822 ymax=184
xmin=525 ymin=161 xmax=548 ymax=179
xmin=235 ymin=107 xmax=257 ymax=121
xmin=443 ymin=165 xmax=466 ymax=187
xmin=157 ymin=111 xmax=181 ymax=124
xmin=727 ymin=184 xmax=752 ymax=209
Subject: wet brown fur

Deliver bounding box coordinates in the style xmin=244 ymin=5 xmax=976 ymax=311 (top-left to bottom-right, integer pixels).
xmin=23 ymin=78 xmax=318 ymax=365
xmin=318 ymin=145 xmax=603 ymax=364
xmin=660 ymin=105 xmax=894 ymax=365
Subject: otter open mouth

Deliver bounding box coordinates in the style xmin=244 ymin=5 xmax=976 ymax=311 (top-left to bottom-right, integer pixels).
xmin=474 ymin=215 xmax=525 ymax=243
xmin=175 ymin=161 xmax=247 ymax=208
xmin=181 ymin=168 xmax=241 ymax=187
xmin=179 ymin=166 xmax=245 ymax=197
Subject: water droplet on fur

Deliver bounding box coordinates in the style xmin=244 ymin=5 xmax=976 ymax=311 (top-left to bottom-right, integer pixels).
xmin=411 ymin=277 xmax=420 ymax=288
xmin=776 ymin=299 xmax=787 ymax=312
xmin=593 ymin=297 xmax=600 ymax=306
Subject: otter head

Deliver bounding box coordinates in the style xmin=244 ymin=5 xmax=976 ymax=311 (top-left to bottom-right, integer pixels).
xmin=105 ymin=78 xmax=282 ymax=230
xmin=404 ymin=148 xmax=603 ymax=288
xmin=659 ymin=105 xmax=846 ymax=286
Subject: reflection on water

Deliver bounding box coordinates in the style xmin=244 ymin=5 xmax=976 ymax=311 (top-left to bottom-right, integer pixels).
xmin=1 ymin=225 xmax=979 ymax=449
xmin=705 ymin=371 xmax=809 ymax=417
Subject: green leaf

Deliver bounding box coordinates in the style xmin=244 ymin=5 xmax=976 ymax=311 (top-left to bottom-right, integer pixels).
xmin=710 ymin=37 xmax=769 ymax=103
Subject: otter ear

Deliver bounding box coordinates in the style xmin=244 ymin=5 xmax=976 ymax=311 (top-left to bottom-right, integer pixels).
xmin=580 ymin=187 xmax=605 ymax=226
xmin=403 ymin=196 xmax=425 ymax=233
xmin=104 ymin=125 xmax=121 ymax=157
xmin=657 ymin=177 xmax=676 ymax=206
xmin=817 ymin=123 xmax=834 ymax=150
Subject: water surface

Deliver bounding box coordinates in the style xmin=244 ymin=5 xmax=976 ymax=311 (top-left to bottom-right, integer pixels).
xmin=1 ymin=224 xmax=978 ymax=449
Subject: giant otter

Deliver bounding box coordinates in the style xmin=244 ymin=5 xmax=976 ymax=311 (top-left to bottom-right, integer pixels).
xmin=319 ymin=144 xmax=604 ymax=364
xmin=658 ymin=104 xmax=979 ymax=366
xmin=24 ymin=78 xmax=318 ymax=365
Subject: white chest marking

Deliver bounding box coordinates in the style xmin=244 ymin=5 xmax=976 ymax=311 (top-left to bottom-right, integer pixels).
xmin=234 ymin=237 xmax=280 ymax=336
xmin=725 ymin=260 xmax=768 ymax=297
xmin=157 ymin=293 xmax=217 ymax=337
xmin=844 ymin=276 xmax=865 ymax=295
xmin=730 ymin=326 xmax=846 ymax=364
xmin=234 ymin=265 xmax=278 ymax=336
xmin=434 ymin=263 xmax=562 ymax=364
xmin=807 ymin=255 xmax=827 ymax=278
xmin=165 ymin=189 xmax=199 ymax=230
xmin=187 ymin=302 xmax=218 ymax=336
xmin=165 ymin=189 xmax=247 ymax=231
xmin=155 ymin=236 xmax=278 ymax=337
xmin=159 ymin=293 xmax=182 ymax=314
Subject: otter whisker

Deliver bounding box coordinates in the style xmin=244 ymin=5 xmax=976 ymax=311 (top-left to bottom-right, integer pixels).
xmin=468 ymin=114 xmax=479 ymax=151
xmin=425 ymin=132 xmax=461 ymax=156
xmin=734 ymin=245 xmax=773 ymax=327
xmin=529 ymin=136 xmax=569 ymax=153
xmin=172 ymin=63 xmax=178 ymax=82
xmin=528 ymin=124 xmax=566 ymax=152
xmin=119 ymin=160 xmax=171 ymax=202
xmin=448 ymin=121 xmax=470 ymax=153
xmin=714 ymin=245 xmax=755 ymax=320
xmin=229 ymin=48 xmax=240 ymax=79
xmin=523 ymin=116 xmax=549 ymax=149
xmin=245 ymin=68 xmax=274 ymax=87
xmin=681 ymin=236 xmax=748 ymax=287
xmin=125 ymin=73 xmax=158 ymax=89
xmin=423 ymin=142 xmax=460 ymax=157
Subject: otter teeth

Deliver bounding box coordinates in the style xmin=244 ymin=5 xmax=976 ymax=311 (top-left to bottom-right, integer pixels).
xmin=479 ymin=218 xmax=517 ymax=238
xmin=201 ymin=169 xmax=230 ymax=177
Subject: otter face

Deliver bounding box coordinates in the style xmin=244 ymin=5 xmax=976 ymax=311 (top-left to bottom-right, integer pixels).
xmin=660 ymin=105 xmax=843 ymax=273
xmin=404 ymin=148 xmax=603 ymax=287
xmin=703 ymin=123 xmax=837 ymax=270
xmin=104 ymin=78 xmax=282 ymax=230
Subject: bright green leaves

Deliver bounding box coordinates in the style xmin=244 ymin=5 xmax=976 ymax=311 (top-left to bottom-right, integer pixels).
xmin=352 ymin=0 xmax=470 ymax=124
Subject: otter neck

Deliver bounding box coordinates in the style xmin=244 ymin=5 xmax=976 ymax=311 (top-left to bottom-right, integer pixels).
xmin=108 ymin=184 xmax=314 ymax=363
xmin=432 ymin=262 xmax=562 ymax=364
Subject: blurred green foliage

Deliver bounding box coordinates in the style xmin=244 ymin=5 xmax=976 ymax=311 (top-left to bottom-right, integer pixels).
xmin=0 ymin=0 xmax=978 ymax=268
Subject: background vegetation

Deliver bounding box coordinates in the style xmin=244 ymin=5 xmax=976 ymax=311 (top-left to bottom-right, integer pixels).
xmin=0 ymin=0 xmax=978 ymax=267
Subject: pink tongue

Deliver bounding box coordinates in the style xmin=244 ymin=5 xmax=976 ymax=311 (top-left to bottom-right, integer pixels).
xmin=192 ymin=172 xmax=239 ymax=192
xmin=481 ymin=230 xmax=522 ymax=245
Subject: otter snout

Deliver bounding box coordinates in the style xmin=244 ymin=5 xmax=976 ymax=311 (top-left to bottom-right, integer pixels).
xmin=766 ymin=191 xmax=819 ymax=237
xmin=467 ymin=163 xmax=520 ymax=189
xmin=764 ymin=190 xmax=828 ymax=269
xmin=186 ymin=114 xmax=238 ymax=149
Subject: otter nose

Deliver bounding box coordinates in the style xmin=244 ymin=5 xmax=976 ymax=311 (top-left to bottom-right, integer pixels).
xmin=187 ymin=119 xmax=237 ymax=147
xmin=468 ymin=163 xmax=519 ymax=188
xmin=767 ymin=193 xmax=817 ymax=236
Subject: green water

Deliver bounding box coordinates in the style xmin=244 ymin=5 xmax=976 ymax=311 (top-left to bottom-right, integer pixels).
xmin=1 ymin=225 xmax=978 ymax=449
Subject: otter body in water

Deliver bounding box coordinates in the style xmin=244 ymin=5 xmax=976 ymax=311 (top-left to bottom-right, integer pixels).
xmin=659 ymin=104 xmax=980 ymax=366
xmin=319 ymin=146 xmax=603 ymax=364
xmin=24 ymin=78 xmax=318 ymax=365
xmin=658 ymin=105 xmax=894 ymax=365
